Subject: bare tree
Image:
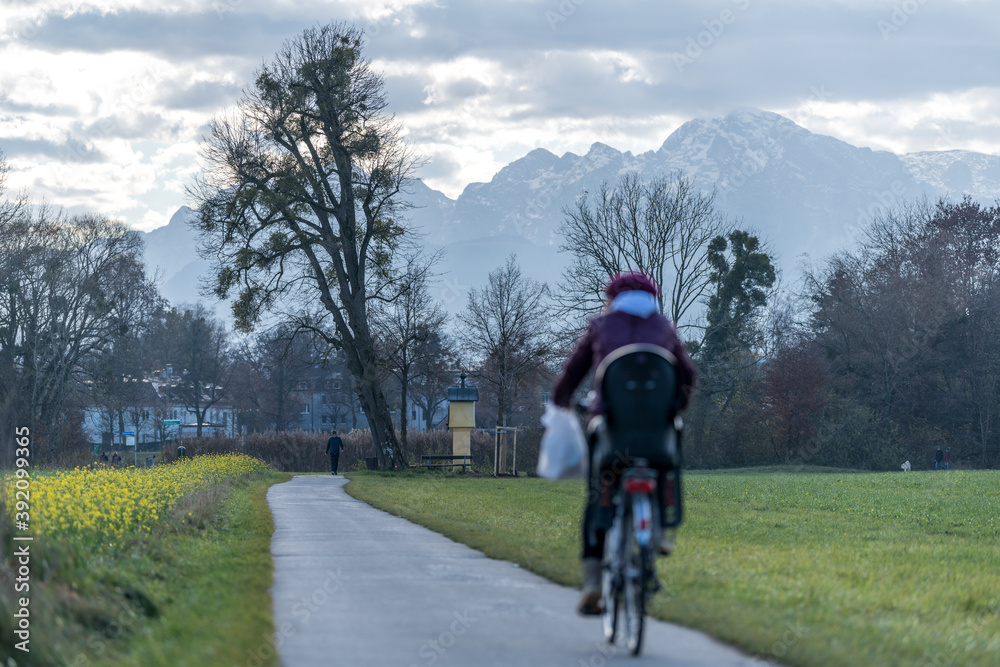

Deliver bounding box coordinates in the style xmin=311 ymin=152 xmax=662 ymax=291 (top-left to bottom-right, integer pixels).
xmin=409 ymin=330 xmax=458 ymax=430
xmin=457 ymin=254 xmax=552 ymax=440
xmin=152 ymin=304 xmax=231 ymax=438
xmin=371 ymin=256 xmax=447 ymax=452
xmin=0 ymin=148 xmax=26 ymax=463
xmin=84 ymin=253 xmax=164 ymax=445
xmin=0 ymin=149 xmax=27 ymax=228
xmin=189 ymin=22 xmax=416 ymax=469
xmin=557 ymin=172 xmax=728 ymax=335
xmin=242 ymin=325 xmax=317 ymax=431
xmin=0 ymin=209 xmax=155 ymax=459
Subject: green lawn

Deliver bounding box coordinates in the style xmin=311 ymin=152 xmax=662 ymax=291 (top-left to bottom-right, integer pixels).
xmin=345 ymin=468 xmax=1000 ymax=667
xmin=113 ymin=470 xmax=291 ymax=666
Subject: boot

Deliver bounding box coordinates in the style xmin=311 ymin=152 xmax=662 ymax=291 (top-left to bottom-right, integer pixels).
xmin=656 ymin=529 xmax=675 ymax=556
xmin=577 ymin=558 xmax=603 ymax=616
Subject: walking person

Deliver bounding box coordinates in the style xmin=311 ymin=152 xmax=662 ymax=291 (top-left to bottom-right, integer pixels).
xmin=944 ymin=446 xmax=952 ymax=470
xmin=935 ymin=445 xmax=944 ymax=470
xmin=326 ymin=430 xmax=345 ymax=476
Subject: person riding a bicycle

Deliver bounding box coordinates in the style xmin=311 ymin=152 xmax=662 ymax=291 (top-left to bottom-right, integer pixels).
xmin=551 ymin=272 xmax=696 ymax=616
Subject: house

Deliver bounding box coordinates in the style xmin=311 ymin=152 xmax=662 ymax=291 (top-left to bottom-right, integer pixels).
xmin=285 ymin=366 xmax=450 ymax=434
xmin=288 ymin=366 xmax=368 ymax=433
xmin=82 ymin=366 xmax=237 ymax=448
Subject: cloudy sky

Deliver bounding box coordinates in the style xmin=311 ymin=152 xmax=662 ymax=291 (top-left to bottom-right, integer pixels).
xmin=1 ymin=0 xmax=998 ymax=231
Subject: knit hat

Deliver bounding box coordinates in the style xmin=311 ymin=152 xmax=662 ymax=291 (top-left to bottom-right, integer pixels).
xmin=604 ymin=272 xmax=659 ymax=300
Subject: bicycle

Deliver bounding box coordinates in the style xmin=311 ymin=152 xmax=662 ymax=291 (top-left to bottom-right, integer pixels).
xmin=601 ymin=459 xmax=661 ymax=654
xmin=586 ymin=343 xmax=685 ymax=656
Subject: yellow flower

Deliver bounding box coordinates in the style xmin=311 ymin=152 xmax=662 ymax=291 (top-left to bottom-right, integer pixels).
xmin=3 ymin=453 xmax=268 ymax=550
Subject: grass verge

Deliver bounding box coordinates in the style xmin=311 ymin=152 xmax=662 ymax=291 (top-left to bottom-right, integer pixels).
xmin=2 ymin=467 xmax=291 ymax=666
xmin=345 ymin=468 xmax=1000 ymax=667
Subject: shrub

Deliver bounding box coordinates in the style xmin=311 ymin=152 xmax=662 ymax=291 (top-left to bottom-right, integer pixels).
xmin=162 ymin=427 xmax=545 ymax=474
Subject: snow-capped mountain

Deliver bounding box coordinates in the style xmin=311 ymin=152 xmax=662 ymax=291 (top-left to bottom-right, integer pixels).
xmin=143 ymin=205 xmax=212 ymax=309
xmin=415 ymin=110 xmax=937 ymax=277
xmin=900 ymin=150 xmax=1000 ymax=202
xmin=144 ymin=109 xmax=1000 ymax=316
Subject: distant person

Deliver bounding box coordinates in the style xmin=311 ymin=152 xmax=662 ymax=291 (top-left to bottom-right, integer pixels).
xmin=944 ymin=447 xmax=952 ymax=470
xmin=100 ymin=451 xmax=109 ymax=464
xmin=111 ymin=451 xmax=121 ymax=466
xmin=326 ymin=430 xmax=345 ymax=476
xmin=935 ymin=445 xmax=944 ymax=470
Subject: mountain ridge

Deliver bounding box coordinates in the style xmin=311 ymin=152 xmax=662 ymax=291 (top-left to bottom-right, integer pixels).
xmin=144 ymin=109 xmax=1000 ymax=316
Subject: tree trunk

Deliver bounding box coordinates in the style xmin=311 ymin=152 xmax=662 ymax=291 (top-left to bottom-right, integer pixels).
xmin=424 ymin=396 xmax=437 ymax=431
xmin=337 ymin=284 xmax=407 ymax=470
xmin=496 ymin=388 xmax=509 ymax=475
xmin=345 ymin=339 xmax=404 ymax=469
xmin=351 ymin=392 xmax=358 ymax=430
xmin=117 ymin=410 xmax=126 ymax=444
xmin=355 ymin=377 xmax=403 ymax=469
xmin=275 ymin=386 xmax=286 ymax=432
xmin=400 ymin=372 xmax=409 ymax=454
xmin=194 ymin=401 xmax=205 ymax=438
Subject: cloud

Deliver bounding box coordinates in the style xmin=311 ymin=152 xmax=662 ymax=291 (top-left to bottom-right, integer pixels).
xmin=780 ymin=87 xmax=1000 ymax=156
xmin=413 ymin=151 xmax=463 ymax=183
xmin=366 ymin=0 xmax=1000 ymax=120
xmin=73 ymin=112 xmax=177 ymax=142
xmin=11 ymin=9 xmax=303 ymax=60
xmin=0 ymin=95 xmax=78 ymax=117
xmin=0 ymin=136 xmax=106 ymax=163
xmin=155 ymin=79 xmax=245 ymax=112
xmin=1 ymin=0 xmax=999 ymax=234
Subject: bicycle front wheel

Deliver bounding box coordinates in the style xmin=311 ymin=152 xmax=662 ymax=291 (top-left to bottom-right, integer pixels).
xmin=601 ymin=523 xmax=620 ymax=643
xmin=623 ymin=517 xmax=648 ymax=655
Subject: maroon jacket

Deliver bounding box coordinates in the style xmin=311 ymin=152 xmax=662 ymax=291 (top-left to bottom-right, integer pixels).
xmin=551 ymin=310 xmax=696 ymax=415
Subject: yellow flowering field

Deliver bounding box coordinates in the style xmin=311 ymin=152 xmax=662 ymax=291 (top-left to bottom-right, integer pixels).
xmin=6 ymin=453 xmax=269 ymax=549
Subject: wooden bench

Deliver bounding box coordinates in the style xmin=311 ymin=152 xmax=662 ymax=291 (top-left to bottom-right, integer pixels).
xmin=420 ymin=454 xmax=473 ymax=471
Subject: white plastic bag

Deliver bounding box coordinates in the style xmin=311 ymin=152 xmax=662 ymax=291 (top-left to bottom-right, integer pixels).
xmin=537 ymin=402 xmax=587 ymax=480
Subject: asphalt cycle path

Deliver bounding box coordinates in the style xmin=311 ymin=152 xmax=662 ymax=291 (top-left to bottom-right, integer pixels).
xmin=268 ymin=474 xmax=779 ymax=667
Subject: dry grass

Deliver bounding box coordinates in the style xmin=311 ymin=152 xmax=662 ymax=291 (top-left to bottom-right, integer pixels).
xmin=162 ymin=427 xmax=543 ymax=473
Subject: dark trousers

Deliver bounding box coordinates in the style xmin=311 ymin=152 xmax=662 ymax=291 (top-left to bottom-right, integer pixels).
xmin=582 ymin=435 xmax=673 ymax=560
xmin=330 ymin=453 xmax=341 ymax=474
xmin=583 ymin=434 xmax=607 ymax=560
xmin=582 ymin=490 xmax=606 ymax=559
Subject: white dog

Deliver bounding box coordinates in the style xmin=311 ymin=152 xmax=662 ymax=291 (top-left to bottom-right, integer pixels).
xmin=901 ymin=461 xmax=911 ymax=472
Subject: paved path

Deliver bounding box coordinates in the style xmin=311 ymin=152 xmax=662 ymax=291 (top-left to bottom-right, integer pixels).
xmin=268 ymin=475 xmax=770 ymax=667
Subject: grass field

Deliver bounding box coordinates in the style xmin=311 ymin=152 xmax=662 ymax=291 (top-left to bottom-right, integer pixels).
xmin=345 ymin=468 xmax=1000 ymax=667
